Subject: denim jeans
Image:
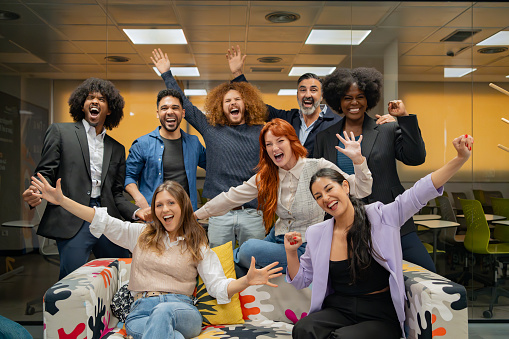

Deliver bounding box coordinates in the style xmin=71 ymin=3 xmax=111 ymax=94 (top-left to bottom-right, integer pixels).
xmin=125 ymin=294 xmax=202 ymax=339
xmin=207 ymin=208 xmax=265 ymax=248
xmin=234 ymin=227 xmax=307 ymax=276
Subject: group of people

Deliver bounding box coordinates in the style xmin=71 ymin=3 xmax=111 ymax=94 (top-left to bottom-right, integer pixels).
xmin=22 ymin=45 xmax=474 ymax=339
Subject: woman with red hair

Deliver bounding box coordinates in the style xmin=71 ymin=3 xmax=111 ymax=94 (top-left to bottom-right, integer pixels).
xmin=195 ymin=119 xmax=372 ymax=275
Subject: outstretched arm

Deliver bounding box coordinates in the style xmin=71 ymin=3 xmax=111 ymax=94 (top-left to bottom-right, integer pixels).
xmin=431 ymin=134 xmax=472 ymax=189
xmin=226 ymin=45 xmax=246 ymax=78
xmin=31 ymin=173 xmax=95 ymax=223
xmin=227 ymin=257 xmax=283 ymax=297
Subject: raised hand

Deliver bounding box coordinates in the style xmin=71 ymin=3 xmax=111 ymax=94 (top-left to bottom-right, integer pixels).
xmin=284 ymin=231 xmax=302 ymax=252
xmin=335 ymin=131 xmax=364 ymax=165
xmin=31 ymin=173 xmax=63 ymax=206
xmin=22 ymin=185 xmax=42 ymax=207
xmin=151 ymin=48 xmax=171 ymax=74
xmin=375 ymin=114 xmax=396 ymax=125
xmin=387 ymin=100 xmax=409 ymax=117
xmin=453 ymin=134 xmax=473 ymax=160
xmin=226 ymin=45 xmax=246 ymax=78
xmin=245 ymin=257 xmax=283 ymax=287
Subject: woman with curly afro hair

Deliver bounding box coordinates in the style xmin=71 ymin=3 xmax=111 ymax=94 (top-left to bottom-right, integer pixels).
xmin=313 ymin=67 xmax=434 ymax=272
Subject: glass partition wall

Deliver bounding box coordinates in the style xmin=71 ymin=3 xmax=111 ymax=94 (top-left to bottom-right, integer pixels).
xmin=1 ymin=0 xmax=508 ymax=325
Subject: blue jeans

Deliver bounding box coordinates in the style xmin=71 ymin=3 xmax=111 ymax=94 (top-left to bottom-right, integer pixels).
xmin=56 ymin=198 xmax=130 ymax=279
xmin=126 ymin=294 xmax=202 ymax=339
xmin=207 ymin=208 xmax=265 ymax=248
xmin=234 ymin=227 xmax=307 ymax=276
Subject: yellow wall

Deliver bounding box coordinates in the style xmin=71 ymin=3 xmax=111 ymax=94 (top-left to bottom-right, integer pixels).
xmin=53 ymin=79 xmax=509 ymax=183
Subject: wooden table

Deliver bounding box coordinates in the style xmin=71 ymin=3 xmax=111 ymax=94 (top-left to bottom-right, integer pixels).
xmin=413 ymin=214 xmax=441 ymax=221
xmin=414 ymin=219 xmax=459 ymax=264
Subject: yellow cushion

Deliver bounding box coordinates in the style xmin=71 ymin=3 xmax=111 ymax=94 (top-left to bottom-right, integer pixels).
xmin=195 ymin=242 xmax=244 ymax=326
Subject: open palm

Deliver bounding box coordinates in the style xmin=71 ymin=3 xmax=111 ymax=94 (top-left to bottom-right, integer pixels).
xmin=335 ymin=131 xmax=363 ymax=164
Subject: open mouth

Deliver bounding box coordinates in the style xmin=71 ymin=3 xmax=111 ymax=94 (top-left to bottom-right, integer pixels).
xmin=274 ymin=152 xmax=284 ymax=161
xmin=327 ymin=201 xmax=338 ymax=210
xmin=230 ymin=108 xmax=239 ymax=116
xmin=89 ymin=106 xmax=100 ymax=117
xmin=348 ymin=108 xmax=360 ymax=114
xmin=166 ymin=118 xmax=176 ymax=123
xmin=163 ymin=215 xmax=174 ymax=222
xmin=302 ymin=98 xmax=314 ymax=107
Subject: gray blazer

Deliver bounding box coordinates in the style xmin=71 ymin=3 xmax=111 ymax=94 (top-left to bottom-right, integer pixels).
xmin=35 ymin=121 xmax=137 ymax=239
xmin=313 ymin=113 xmax=426 ymax=235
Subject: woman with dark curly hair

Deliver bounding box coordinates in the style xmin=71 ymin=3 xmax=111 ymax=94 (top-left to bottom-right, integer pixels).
xmin=68 ymin=77 xmax=125 ymax=130
xmin=152 ymin=48 xmax=268 ymax=250
xmin=195 ymin=118 xmax=372 ymax=275
xmin=313 ymin=67 xmax=434 ymax=272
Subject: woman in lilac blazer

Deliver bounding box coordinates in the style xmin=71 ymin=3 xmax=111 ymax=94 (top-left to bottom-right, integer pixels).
xmin=285 ymin=134 xmax=473 ymax=339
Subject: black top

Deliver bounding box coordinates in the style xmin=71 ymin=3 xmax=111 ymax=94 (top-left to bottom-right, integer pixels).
xmin=162 ymin=136 xmax=190 ymax=197
xmin=329 ymin=258 xmax=389 ymax=296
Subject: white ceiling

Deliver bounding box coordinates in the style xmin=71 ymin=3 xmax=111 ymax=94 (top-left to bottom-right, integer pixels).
xmin=1 ymin=1 xmax=509 ymax=89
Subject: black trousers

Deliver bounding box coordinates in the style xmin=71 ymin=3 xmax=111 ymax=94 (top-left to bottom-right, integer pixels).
xmin=292 ymin=291 xmax=401 ymax=339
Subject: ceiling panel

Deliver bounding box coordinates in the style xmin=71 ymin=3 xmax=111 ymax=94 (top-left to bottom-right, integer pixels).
xmin=0 ymin=39 xmax=27 ymax=53
xmin=368 ymin=27 xmax=438 ymax=44
xmin=446 ymin=7 xmax=509 ymax=28
xmin=380 ymin=6 xmax=467 ymax=27
xmin=44 ymin=53 xmax=98 ymax=64
xmin=474 ymin=66 xmax=509 ymax=75
xmin=131 ymin=44 xmax=190 ymax=56
xmin=72 ymin=41 xmax=136 ymax=54
xmin=54 ymin=64 xmax=106 ymax=73
xmin=245 ymin=42 xmax=302 ymax=55
xmin=28 ymin=4 xmax=108 ymax=25
xmin=55 ymin=25 xmax=126 ymax=41
xmin=177 ymin=5 xmax=247 ymax=26
xmin=0 ymin=4 xmax=47 ymax=25
xmin=184 ymin=26 xmax=245 ymax=42
xmin=192 ymin=41 xmax=244 ymax=54
xmin=487 ymin=57 xmax=509 ymax=67
xmin=107 ymin=4 xmax=179 ymax=25
xmin=294 ymin=54 xmax=345 ymax=65
xmin=245 ymin=55 xmax=295 ymax=66
xmin=5 ymin=63 xmax=62 ymax=73
xmin=248 ymin=26 xmax=311 ymax=42
xmin=316 ymin=4 xmax=394 ymax=26
xmin=89 ymin=53 xmax=146 ymax=65
xmin=0 ymin=53 xmax=46 ymax=63
xmin=424 ymin=27 xmax=504 ymax=45
xmin=194 ymin=54 xmax=231 ymax=67
xmin=99 ymin=64 xmax=152 ymax=73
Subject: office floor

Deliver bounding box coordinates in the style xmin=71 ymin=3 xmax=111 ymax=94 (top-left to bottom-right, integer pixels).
xmin=0 ymin=250 xmax=508 ymax=338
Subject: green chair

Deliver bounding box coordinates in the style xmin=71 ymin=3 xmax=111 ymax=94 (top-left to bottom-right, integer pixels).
xmin=451 ymin=192 xmax=467 ymax=214
xmin=197 ymin=188 xmax=207 ymax=207
xmin=460 ymin=198 xmax=509 ymax=318
xmin=491 ymin=197 xmax=509 ymax=242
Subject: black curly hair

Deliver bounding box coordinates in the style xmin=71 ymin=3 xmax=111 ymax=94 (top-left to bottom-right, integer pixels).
xmin=322 ymin=67 xmax=383 ymax=114
xmin=68 ymin=77 xmax=125 ymax=130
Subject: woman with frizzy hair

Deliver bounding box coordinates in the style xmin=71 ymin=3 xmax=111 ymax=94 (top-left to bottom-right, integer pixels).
xmin=287 ymin=134 xmax=473 ymax=339
xmin=30 ymin=178 xmax=283 ymax=339
xmin=195 ymin=118 xmax=373 ymax=275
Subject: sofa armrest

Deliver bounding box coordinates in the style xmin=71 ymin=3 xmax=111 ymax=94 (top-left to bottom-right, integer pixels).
xmin=403 ymin=260 xmax=468 ymax=339
xmin=43 ymin=258 xmax=129 ymax=339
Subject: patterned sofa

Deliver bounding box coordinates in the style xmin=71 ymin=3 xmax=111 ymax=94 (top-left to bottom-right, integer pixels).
xmin=43 ymin=259 xmax=467 ymax=339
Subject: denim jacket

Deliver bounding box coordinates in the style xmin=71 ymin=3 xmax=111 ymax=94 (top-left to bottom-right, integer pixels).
xmin=125 ymin=127 xmax=206 ymax=210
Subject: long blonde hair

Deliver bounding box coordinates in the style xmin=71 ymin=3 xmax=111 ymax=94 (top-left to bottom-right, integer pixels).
xmin=137 ymin=181 xmax=208 ymax=262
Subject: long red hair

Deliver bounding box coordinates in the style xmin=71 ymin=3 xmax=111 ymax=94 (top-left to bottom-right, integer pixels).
xmin=256 ymin=119 xmax=308 ymax=232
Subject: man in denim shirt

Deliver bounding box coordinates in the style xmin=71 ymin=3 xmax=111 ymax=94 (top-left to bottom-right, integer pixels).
xmin=125 ymin=89 xmax=206 ymax=210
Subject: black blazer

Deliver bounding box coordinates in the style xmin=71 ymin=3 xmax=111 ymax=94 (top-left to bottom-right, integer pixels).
xmin=313 ymin=113 xmax=426 ymax=235
xmin=35 ymin=121 xmax=137 ymax=239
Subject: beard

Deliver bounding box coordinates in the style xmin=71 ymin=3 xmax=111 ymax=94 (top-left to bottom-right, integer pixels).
xmin=299 ymin=99 xmax=320 ymax=116
xmin=160 ymin=113 xmax=181 ymax=132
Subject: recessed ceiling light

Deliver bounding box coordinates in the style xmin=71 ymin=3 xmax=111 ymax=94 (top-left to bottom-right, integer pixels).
xmin=265 ymin=11 xmax=300 ymax=24
xmin=153 ymin=67 xmax=199 ymax=77
xmin=477 ymin=31 xmax=509 ymax=46
xmin=289 ymin=67 xmax=336 ymax=76
xmin=278 ymin=89 xmax=297 ymax=96
xmin=104 ymin=56 xmax=130 ymax=63
xmin=0 ymin=10 xmax=20 ymax=20
xmin=257 ymin=57 xmax=282 ymax=64
xmin=444 ymin=68 xmax=476 ymax=78
xmin=305 ymin=30 xmax=371 ymax=45
xmin=184 ymin=89 xmax=207 ymax=96
xmin=123 ymin=29 xmax=187 ymax=44
xmin=477 ymin=47 xmax=508 ymax=54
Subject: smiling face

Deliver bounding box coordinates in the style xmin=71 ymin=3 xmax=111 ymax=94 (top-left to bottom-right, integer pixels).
xmin=297 ymin=78 xmax=322 ymax=116
xmin=264 ymin=130 xmax=298 ymax=171
xmin=154 ymin=190 xmax=182 ymax=240
xmin=340 ymin=83 xmax=368 ymax=122
xmin=311 ymin=177 xmax=353 ymax=219
xmin=82 ymin=91 xmax=111 ymax=133
xmin=222 ymin=89 xmax=246 ymax=125
xmin=157 ymin=95 xmax=185 ymax=135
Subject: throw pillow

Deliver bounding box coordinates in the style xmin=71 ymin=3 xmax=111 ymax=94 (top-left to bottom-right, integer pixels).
xmin=195 ymin=242 xmax=244 ymax=326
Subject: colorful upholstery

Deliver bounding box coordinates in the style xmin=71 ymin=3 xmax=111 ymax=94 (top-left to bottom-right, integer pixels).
xmin=43 ymin=259 xmax=467 ymax=339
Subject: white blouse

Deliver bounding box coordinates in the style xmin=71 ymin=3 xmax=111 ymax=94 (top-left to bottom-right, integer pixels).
xmin=90 ymin=207 xmax=235 ymax=304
